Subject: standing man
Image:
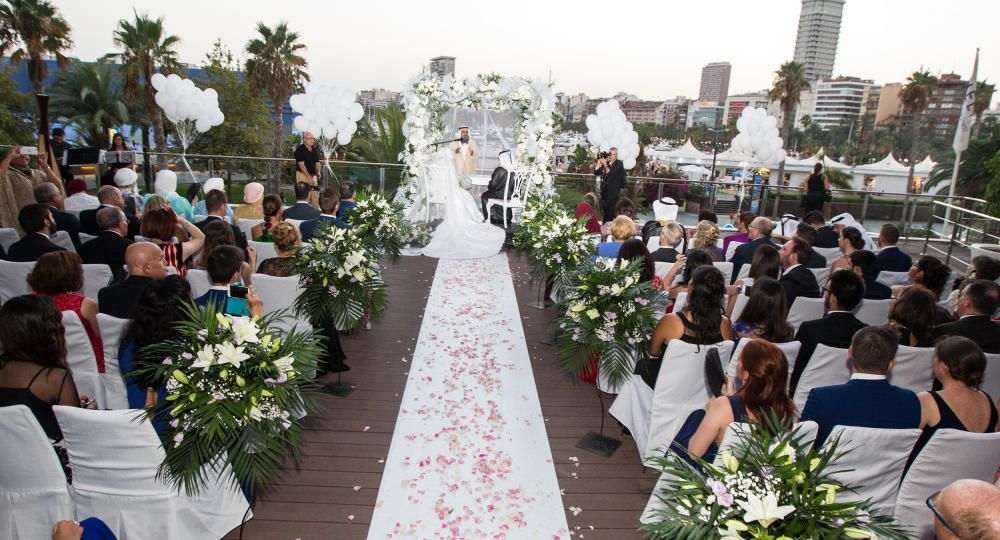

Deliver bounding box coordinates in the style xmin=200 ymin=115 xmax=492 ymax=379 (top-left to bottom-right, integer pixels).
xmin=0 ymin=146 xmax=63 ymax=233
xmin=594 ymin=148 xmax=625 ymax=223
xmin=448 ymin=126 xmax=478 ymax=177
xmin=294 ymin=132 xmax=323 ymax=208
xmin=50 ymin=127 xmax=73 ymax=184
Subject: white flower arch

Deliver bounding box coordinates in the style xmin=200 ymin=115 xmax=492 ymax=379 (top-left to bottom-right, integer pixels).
xmin=399 ymin=71 xmax=557 ymax=196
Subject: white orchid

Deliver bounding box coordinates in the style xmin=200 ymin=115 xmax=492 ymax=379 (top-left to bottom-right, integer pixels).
xmin=738 ymin=492 xmax=795 ymax=528
xmin=215 ymin=342 xmax=250 ymax=369
xmin=231 ymin=316 xmax=261 ymax=345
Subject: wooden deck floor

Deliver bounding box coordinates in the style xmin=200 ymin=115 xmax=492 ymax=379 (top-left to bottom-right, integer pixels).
xmin=226 ymin=252 xmax=658 ymax=539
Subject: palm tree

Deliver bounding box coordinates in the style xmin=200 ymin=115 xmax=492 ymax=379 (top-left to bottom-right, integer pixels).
xmin=346 ymin=104 xmax=405 ymax=164
xmin=926 ymin=124 xmax=1000 ymax=196
xmin=104 ymin=12 xmax=181 ymax=158
xmin=49 ymin=61 xmax=129 ymax=147
xmin=973 ymin=80 xmax=995 ymax=138
xmin=0 ymin=0 xmax=72 ymax=94
xmin=899 ymin=70 xmax=939 ymax=192
xmin=245 ymin=22 xmax=309 ymax=167
xmin=768 ymin=62 xmax=812 ymax=186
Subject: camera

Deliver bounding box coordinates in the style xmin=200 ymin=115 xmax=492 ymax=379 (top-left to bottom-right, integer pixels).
xmin=310 ymin=185 xmax=321 ymax=192
xmin=598 ymin=151 xmax=609 ymax=159
xmin=19 ymin=146 xmax=39 ymax=156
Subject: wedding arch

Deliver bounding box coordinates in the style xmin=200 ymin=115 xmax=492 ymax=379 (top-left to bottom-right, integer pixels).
xmin=399 ymin=71 xmax=557 ymax=197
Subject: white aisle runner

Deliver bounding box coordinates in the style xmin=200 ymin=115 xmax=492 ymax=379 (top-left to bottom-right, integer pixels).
xmin=368 ymin=255 xmax=569 ymax=539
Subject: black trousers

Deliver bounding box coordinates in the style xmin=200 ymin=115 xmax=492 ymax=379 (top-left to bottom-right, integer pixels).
xmin=601 ymin=194 xmax=619 ymax=223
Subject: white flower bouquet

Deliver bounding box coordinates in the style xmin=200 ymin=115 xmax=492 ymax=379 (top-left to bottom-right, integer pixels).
xmin=350 ymin=191 xmax=406 ymax=260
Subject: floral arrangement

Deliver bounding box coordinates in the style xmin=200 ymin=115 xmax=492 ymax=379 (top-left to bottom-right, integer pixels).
xmin=133 ymin=303 xmax=320 ymax=496
xmin=399 ymin=221 xmax=433 ymax=248
xmin=399 ymin=70 xmax=557 ymax=198
xmin=641 ymin=416 xmax=908 ymax=539
xmin=554 ymin=258 xmax=667 ymax=390
xmin=293 ymin=223 xmax=388 ymax=330
xmin=349 ymin=191 xmax=406 ymax=261
xmin=512 ymin=197 xmax=595 ymax=292
xmin=458 ymin=173 xmax=473 ymax=191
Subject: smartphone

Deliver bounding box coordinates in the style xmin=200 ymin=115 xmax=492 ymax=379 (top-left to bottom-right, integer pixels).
xmin=20 ymin=146 xmax=38 ymax=156
xmin=230 ymin=283 xmax=248 ymax=299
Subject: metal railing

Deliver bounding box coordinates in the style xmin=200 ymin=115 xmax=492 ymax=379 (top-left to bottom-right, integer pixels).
xmin=921 ymin=200 xmax=1000 ymax=270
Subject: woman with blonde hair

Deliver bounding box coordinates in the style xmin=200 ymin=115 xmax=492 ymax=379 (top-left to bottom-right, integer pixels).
xmin=692 ymin=220 xmax=723 ymax=261
xmin=596 ymin=215 xmax=635 ymax=258
xmin=258 ymin=222 xmax=302 ymax=277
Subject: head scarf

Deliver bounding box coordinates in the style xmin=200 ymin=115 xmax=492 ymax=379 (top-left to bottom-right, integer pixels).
xmin=203 ymin=177 xmax=225 ymax=194
xmin=154 ymin=170 xmax=178 ymax=197
xmin=243 ymin=182 xmax=264 ymax=204
xmin=114 ymin=167 xmax=138 ymax=188
xmin=575 ymin=201 xmax=601 ymax=234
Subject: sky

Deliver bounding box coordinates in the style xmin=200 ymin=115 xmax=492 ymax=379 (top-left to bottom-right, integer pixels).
xmin=53 ymin=0 xmax=999 ymax=104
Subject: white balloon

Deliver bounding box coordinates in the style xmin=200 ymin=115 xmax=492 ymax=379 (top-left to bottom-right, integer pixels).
xmin=585 ymin=116 xmax=598 ymax=131
xmin=151 ymin=73 xmax=167 ymax=92
xmin=344 ymin=122 xmax=358 ymax=137
xmin=736 ymin=117 xmax=747 ymax=132
xmin=337 ymin=131 xmax=352 ymax=145
xmin=154 ymin=92 xmax=168 ymax=108
xmin=348 ymin=103 xmax=364 ymax=122
xmin=289 ymin=94 xmax=304 ymax=111
xmin=293 ymin=116 xmax=309 ymax=132
xmin=764 ymin=116 xmax=777 ymax=130
xmin=211 ymin=111 xmax=224 ymax=126
xmin=182 ymin=78 xmax=195 ymax=90
xmin=624 ymin=157 xmax=636 ymax=170
xmin=204 ymin=88 xmax=218 ymax=102
xmin=608 ymin=100 xmax=620 ymax=111
xmin=321 ymin=124 xmax=338 ymax=139
xmin=196 ymin=117 xmax=211 ymax=133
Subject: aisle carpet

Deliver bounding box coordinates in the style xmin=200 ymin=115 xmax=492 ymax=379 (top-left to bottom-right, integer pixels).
xmin=368 ymin=255 xmax=569 ymax=539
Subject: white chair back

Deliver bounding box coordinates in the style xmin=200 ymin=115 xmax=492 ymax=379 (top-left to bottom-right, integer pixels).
xmin=50 ymin=230 xmax=75 ymax=253
xmin=654 ymin=262 xmax=670 ymax=282
xmin=251 ymin=273 xmax=309 ymax=333
xmin=813 ymin=246 xmax=841 ymax=260
xmin=0 ymin=228 xmax=18 ymax=251
xmin=81 ymin=264 xmax=113 ymax=300
xmin=786 ymin=296 xmax=826 ymax=333
xmin=0 ymin=405 xmax=73 ymax=540
xmin=248 ymin=240 xmax=278 ymax=271
xmin=713 ymin=261 xmax=733 ymax=284
xmin=730 ymin=293 xmax=750 ymax=321
xmin=726 ymin=340 xmax=802 ymax=387
xmin=485 ymin=170 xmax=531 ymax=227
xmin=646 ymin=236 xmax=659 ymax=253
xmin=808 ymin=266 xmax=830 ymax=287
xmin=893 ymin=430 xmax=1000 ymax=539
xmin=876 ymin=270 xmax=911 ymax=288
xmin=983 ymin=353 xmax=1000 ymax=400
xmin=61 ymin=310 xmax=102 ymax=407
xmin=725 ymin=241 xmax=743 ymax=261
xmin=825 ymin=425 xmax=922 ymax=515
xmin=734 ymin=263 xmax=750 ymax=282
xmin=792 ymin=344 xmax=851 ymax=413
xmin=888 ymin=346 xmax=936 ymax=394
xmin=77 ymin=232 xmax=97 ymax=244
xmin=236 ymin=218 xmax=264 ymax=240
xmin=672 ymin=292 xmax=688 ymax=314
xmin=184 ymin=268 xmax=212 ymax=299
xmin=284 ymin=218 xmax=304 ymax=233
xmin=855 ymin=298 xmax=891 ymax=326
xmin=97 ymin=314 xmax=131 ymax=409
xmin=0 ymin=260 xmax=33 ymax=302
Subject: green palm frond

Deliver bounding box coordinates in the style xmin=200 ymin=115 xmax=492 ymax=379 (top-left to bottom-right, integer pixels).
xmin=0 ymin=0 xmax=73 ymax=93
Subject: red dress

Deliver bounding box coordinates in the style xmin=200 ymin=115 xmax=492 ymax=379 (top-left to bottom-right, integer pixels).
xmin=49 ymin=292 xmax=105 ymax=373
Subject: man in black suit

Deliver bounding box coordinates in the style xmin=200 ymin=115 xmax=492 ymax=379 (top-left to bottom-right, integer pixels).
xmin=728 ymin=216 xmax=776 ymax=283
xmin=78 ymin=206 xmax=133 ymax=282
xmin=790 ymin=269 xmax=867 ymax=391
xmin=80 ymin=185 xmax=140 ymax=239
xmin=650 ymin=222 xmax=685 ymax=263
xmin=848 ymin=250 xmax=892 ymax=300
xmin=300 ymin=188 xmax=351 ymax=242
xmin=932 ymin=279 xmax=1000 ymax=353
xmin=595 ymin=148 xmax=625 ymax=223
xmin=97 ymin=242 xmax=168 ymax=319
xmin=874 ymin=223 xmax=912 ymax=275
xmin=795 ymin=223 xmax=827 ymax=269
xmin=778 ymin=236 xmax=822 ymax=307
xmin=6 ymin=204 xmax=65 ymax=262
xmin=195 ymin=190 xmax=250 ymax=262
xmin=282 ymin=182 xmax=321 ymax=221
xmin=803 ymin=210 xmax=838 ymax=248
xmin=33 ymin=181 xmax=81 ymax=251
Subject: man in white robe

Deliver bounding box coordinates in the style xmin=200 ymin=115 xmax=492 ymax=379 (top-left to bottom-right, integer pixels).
xmin=447 ymin=126 xmax=477 ymax=177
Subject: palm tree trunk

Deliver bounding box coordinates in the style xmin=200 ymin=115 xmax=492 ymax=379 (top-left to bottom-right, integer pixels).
xmin=906 ymin=114 xmax=920 ymax=193
xmin=272 ymin=101 xmax=284 ymax=194
xmin=973 ymin=113 xmax=982 ymax=139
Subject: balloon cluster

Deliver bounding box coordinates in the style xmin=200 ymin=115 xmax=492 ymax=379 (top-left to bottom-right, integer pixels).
xmin=151 ymin=73 xmax=224 ymax=133
xmin=289 ymin=84 xmax=365 ymax=147
xmin=731 ymin=107 xmax=786 ymax=165
xmin=584 ymin=100 xmax=640 ymax=170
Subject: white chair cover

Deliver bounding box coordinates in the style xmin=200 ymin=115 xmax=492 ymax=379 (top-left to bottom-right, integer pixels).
xmin=893 ymin=430 xmax=1000 ymax=539
xmin=713 ymin=261 xmax=733 ymax=284
xmin=53 ymin=407 xmax=251 ymax=540
xmin=81 ymin=264 xmax=113 ymax=300
xmin=236 ymin=219 xmax=264 ymax=240
xmin=672 ymin=292 xmax=688 ymax=314
xmin=786 ymin=297 xmax=826 ymax=333
xmin=97 ymin=314 xmax=131 ymax=409
xmin=713 ymin=420 xmax=819 ymax=466
xmin=726 ymin=340 xmax=802 ymax=389
xmin=876 ymin=271 xmax=912 ymax=288
xmin=251 ymin=273 xmax=309 ymax=333
xmin=983 ymin=353 xmax=1000 ymax=400
xmin=855 ymin=298 xmax=892 ymax=326
xmin=734 ymin=263 xmax=750 ymax=282
xmin=725 ymin=241 xmax=743 ymax=261
xmin=653 ymin=262 xmax=670 ymax=282
xmin=646 ymin=236 xmax=659 ymax=253
xmin=248 ymin=240 xmax=278 ymax=272
xmin=0 ymin=228 xmax=18 ymax=251
xmin=813 ymin=246 xmax=841 ymax=260
xmin=0 ymin=260 xmax=33 ymax=302
xmin=50 ymin=230 xmax=75 ymax=253
xmin=825 ymin=425 xmax=922 ymax=515
xmin=809 ymin=266 xmax=830 ymax=288
xmin=61 ymin=311 xmax=102 ymax=407
xmin=792 ymin=344 xmax=851 ymax=414
xmin=284 ymin=218 xmax=304 ymax=233
xmin=730 ymin=293 xmax=750 ymax=321
xmin=184 ymin=268 xmax=212 ymax=299
xmin=888 ymin=346 xmax=936 ymax=394
xmin=78 ymin=232 xmax=97 ymax=244
xmin=0 ymin=405 xmax=73 ymax=540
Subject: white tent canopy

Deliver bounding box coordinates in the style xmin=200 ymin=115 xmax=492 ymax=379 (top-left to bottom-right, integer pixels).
xmin=854 ymin=152 xmax=910 ymax=174
xmin=680 ymin=164 xmax=711 ymax=176
xmin=663 ymin=139 xmax=711 ymax=162
xmin=914 ymin=156 xmax=937 ymax=174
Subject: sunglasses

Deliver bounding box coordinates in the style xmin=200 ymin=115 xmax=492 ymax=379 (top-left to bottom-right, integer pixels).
xmin=926 ymin=490 xmax=960 ymax=538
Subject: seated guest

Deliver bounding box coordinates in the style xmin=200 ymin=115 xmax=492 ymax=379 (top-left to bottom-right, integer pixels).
xmin=614 ymin=198 xmax=636 ymax=220
xmin=875 ymin=223 xmax=911 ymax=274
xmin=140 ymin=208 xmax=205 ymax=277
xmin=721 ymin=210 xmax=756 ymax=256
xmin=257 ymin=222 xmax=301 ymax=277
xmin=649 ymin=265 xmax=734 ymax=363
xmin=908 ymin=255 xmax=954 ymax=325
xmin=98 ymin=242 xmax=168 ymax=319
xmin=194 ymin=189 xmax=249 ymax=261
xmin=795 ymin=223 xmax=826 ymax=269
xmin=78 ymin=206 xmax=133 ymax=282
xmin=5 ymin=204 xmax=64 ymax=261
xmin=800 ymin=325 xmax=920 ymax=446
xmin=233 ymin=182 xmax=265 ymax=223
xmin=907 ymin=336 xmax=998 ymax=469
xmin=828 ymin=226 xmax=865 ymax=274
xmin=34 ymin=182 xmax=81 ymax=251
xmin=849 ymin=250 xmax=892 ymax=300
xmin=790 ymin=269 xmax=867 ymax=391
xmin=615 ymin=238 xmax=659 ymax=289
xmin=596 ymin=215 xmax=635 ymax=259
xmin=191 ymin=177 xmax=233 ymax=221
xmin=888 ymin=286 xmax=936 ymax=347
xmin=932 ymin=279 xmax=1000 ymax=353
xmin=778 ymin=236 xmax=821 ymax=308
xmin=667 ymin=249 xmax=715 ymax=303
xmin=743 ymin=244 xmax=781 ymax=287
xmin=0 ymin=295 xmax=91 ymax=443
xmin=692 ymin=220 xmax=724 ymax=262
xmin=80 ymin=185 xmax=139 ymax=239
xmin=697 ymin=210 xmax=717 ymax=224
xmin=803 ymin=210 xmax=838 ymax=248
xmin=63 ymin=178 xmax=100 ymax=214
xmin=337 ymin=181 xmax=358 ymax=223
xmin=194 ymin=220 xmax=254 ymax=285
xmin=650 ymin=221 xmax=685 ymax=263
xmin=729 ymin=216 xmax=776 ymax=283
xmin=641 ymin=196 xmax=680 ymax=244
xmin=671 ymin=340 xmax=796 ymax=464
xmin=732 ymin=278 xmax=794 ymax=342
xmin=251 ymin=194 xmax=285 ymax=242
xmin=574 ymin=200 xmax=601 ymax=234
xmin=929 ymin=479 xmax=1000 ymax=540
xmin=299 ymin=188 xmax=351 ymax=242
xmin=945 ymin=255 xmax=1000 ymax=313
xmin=283 ymin=181 xmax=322 ymax=221
xmin=143 ymin=170 xmax=193 ymax=222
xmin=194 ymin=245 xmax=264 ymax=317
xmin=27 ymin=251 xmax=104 ymax=372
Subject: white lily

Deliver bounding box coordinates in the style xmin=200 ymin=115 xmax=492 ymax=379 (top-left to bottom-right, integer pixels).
xmin=738 ymin=492 xmax=795 ymax=528
xmin=230 ymin=317 xmax=261 ymax=345
xmin=274 ymin=355 xmax=294 ymax=371
xmin=215 ymin=342 xmax=250 ymax=369
xmin=191 ymin=345 xmax=216 ymax=371
xmin=717 ymin=520 xmax=749 ymax=540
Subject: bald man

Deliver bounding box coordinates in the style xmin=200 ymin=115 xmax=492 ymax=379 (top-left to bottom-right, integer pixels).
xmin=97 ymin=242 xmax=169 ymax=318
xmin=931 ymin=479 xmax=1000 ymax=539
xmin=81 ymin=184 xmax=140 ymax=238
xmin=728 ymin=216 xmax=777 ymax=283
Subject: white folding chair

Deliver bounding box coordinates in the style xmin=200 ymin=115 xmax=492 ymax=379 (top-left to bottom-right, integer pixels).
xmin=877 ymin=270 xmax=912 ymax=288
xmin=734 ymin=263 xmax=750 ymax=282
xmin=184 ymin=268 xmax=212 ymax=299
xmin=61 ymin=311 xmax=102 ymax=407
xmin=0 ymin=260 xmax=33 ymax=302
xmin=730 ymin=293 xmax=750 ymax=321
xmin=792 ymin=344 xmax=851 ymax=413
xmin=825 ymin=426 xmax=922 ymax=516
xmin=713 ymin=420 xmax=819 ymax=466
xmin=77 ymin=232 xmax=97 ymax=245
xmin=888 ymin=346 xmax=936 ymax=394
xmin=0 ymin=405 xmax=74 ymax=540
xmin=855 ymin=298 xmax=892 ymax=326
xmin=0 ymin=228 xmax=18 ymax=251
xmin=284 ymin=218 xmax=304 ymax=233
xmin=813 ymin=246 xmax=841 ymax=261
xmin=893 ymin=430 xmax=1000 ymax=539
xmin=81 ymin=264 xmax=113 ymax=300
xmin=725 ymin=241 xmax=743 ymax=261
xmin=809 ymin=266 xmax=830 ymax=287
xmin=485 ymin=170 xmax=532 ymax=228
xmin=248 ymin=240 xmax=278 ymax=272
xmin=50 ymin=230 xmax=75 ymax=253
xmin=646 ymin=236 xmax=660 ymax=253
xmin=726 ymin=340 xmax=802 ymax=387
xmin=653 ymin=262 xmax=671 ymax=282
xmin=97 ymin=314 xmax=131 ymax=409
xmin=982 ymin=353 xmax=1000 ymax=400
xmin=672 ymin=292 xmax=688 ymax=314
xmin=252 ymin=273 xmax=309 ymax=333
xmin=53 ymin=407 xmax=251 ymax=540
xmin=786 ymin=296 xmax=826 ymax=333
xmin=236 ymin=218 xmax=264 ymax=240
xmin=713 ymin=261 xmax=734 ymax=284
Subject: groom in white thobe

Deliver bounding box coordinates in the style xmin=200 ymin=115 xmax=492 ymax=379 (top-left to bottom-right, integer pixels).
xmin=448 ymin=126 xmax=477 ymax=177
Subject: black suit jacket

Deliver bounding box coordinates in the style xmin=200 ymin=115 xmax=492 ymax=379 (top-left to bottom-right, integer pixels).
xmin=804 ymin=247 xmax=827 ymax=269
xmin=5 ymin=233 xmax=65 ymax=262
xmin=863 ymin=276 xmax=893 ymax=300
xmin=98 ymin=275 xmax=155 ymax=319
xmin=49 ymin=206 xmax=81 ymax=251
xmin=815 ymin=225 xmax=839 ymax=248
xmin=597 ymin=160 xmax=626 ymax=199
xmin=779 ymin=265 xmax=822 ymax=308
xmin=195 ymin=216 xmax=250 ymax=262
xmin=78 ymin=231 xmax=133 ymax=282
xmin=80 ymin=204 xmax=140 ymax=239
xmin=281 ymin=202 xmax=321 ymax=221
xmin=650 ymin=247 xmax=678 ymax=263
xmin=790 ymin=311 xmax=868 ymax=391
xmin=729 ymin=236 xmax=776 ymax=284
xmin=875 ymin=246 xmax=912 ymax=275
xmin=932 ymin=315 xmax=1000 ymax=354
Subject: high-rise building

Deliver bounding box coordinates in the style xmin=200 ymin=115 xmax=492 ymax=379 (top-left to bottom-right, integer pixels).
xmin=873 ymin=83 xmax=902 ymax=126
xmin=793 ymin=0 xmax=846 ymax=81
xmin=429 ymin=56 xmax=455 ymax=78
xmin=724 ymin=92 xmax=770 ymax=125
xmin=657 ymin=97 xmax=690 ymax=127
xmin=620 ymin=99 xmax=662 ymax=124
xmin=810 ymin=76 xmax=873 ymax=129
xmin=698 ymin=62 xmax=731 ymax=105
